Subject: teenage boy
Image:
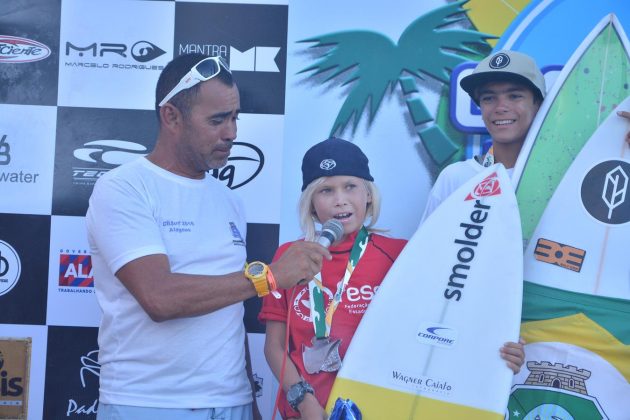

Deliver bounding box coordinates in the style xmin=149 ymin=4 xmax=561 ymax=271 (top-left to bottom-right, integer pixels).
xmin=422 ymin=50 xmax=630 ymax=219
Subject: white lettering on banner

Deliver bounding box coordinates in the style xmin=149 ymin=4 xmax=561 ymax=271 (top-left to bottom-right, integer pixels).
xmin=65 ymin=350 xmax=99 ymax=416
xmin=66 ymin=399 xmax=97 ymax=416
xmin=180 ymin=44 xmax=228 ymax=57
xmin=64 ymin=264 xmax=92 ymax=279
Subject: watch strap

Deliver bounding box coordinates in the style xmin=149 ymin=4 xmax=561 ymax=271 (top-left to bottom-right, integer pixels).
xmin=287 ymin=380 xmax=314 ymax=411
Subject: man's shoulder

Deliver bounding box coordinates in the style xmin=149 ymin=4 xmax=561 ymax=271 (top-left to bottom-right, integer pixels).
xmin=97 ymin=157 xmax=146 ymax=185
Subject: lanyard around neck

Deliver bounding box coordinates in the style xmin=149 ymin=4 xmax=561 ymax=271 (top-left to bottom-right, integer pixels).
xmin=481 ymin=145 xmax=495 ymax=167
xmin=308 ymin=226 xmax=369 ymax=338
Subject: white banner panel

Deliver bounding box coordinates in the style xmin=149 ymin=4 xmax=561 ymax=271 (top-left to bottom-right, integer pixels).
xmin=47 ymin=216 xmax=101 ymax=328
xmin=0 ymin=104 xmax=56 ymax=215
xmin=58 ymin=0 xmax=174 ymax=110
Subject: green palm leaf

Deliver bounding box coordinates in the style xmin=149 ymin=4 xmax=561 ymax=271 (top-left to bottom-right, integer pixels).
xmin=299 ymin=0 xmax=493 ymax=136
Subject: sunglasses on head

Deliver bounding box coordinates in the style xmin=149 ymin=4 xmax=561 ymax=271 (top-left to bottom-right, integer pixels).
xmin=159 ymin=55 xmax=231 ymax=107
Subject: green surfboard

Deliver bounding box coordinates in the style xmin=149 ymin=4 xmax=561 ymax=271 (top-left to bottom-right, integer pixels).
xmin=512 ymin=13 xmax=630 ymax=246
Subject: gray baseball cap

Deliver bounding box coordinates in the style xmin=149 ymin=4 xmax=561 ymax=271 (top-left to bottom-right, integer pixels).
xmin=460 ymin=50 xmax=546 ymax=105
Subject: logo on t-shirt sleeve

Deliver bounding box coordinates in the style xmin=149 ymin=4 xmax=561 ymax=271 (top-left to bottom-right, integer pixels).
xmin=229 ymin=222 xmax=245 ymax=246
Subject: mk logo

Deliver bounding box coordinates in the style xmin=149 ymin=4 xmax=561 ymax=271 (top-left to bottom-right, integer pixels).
xmin=534 ymin=238 xmax=586 ymax=272
xmin=229 ymin=46 xmax=280 ymax=72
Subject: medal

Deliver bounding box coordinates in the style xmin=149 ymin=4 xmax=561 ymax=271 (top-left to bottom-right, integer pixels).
xmin=302 ymin=227 xmax=369 ymax=374
xmin=302 ymin=337 xmax=343 ymax=374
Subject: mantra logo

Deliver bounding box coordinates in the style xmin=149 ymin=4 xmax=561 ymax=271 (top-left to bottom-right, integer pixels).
xmin=66 ymin=349 xmax=99 ymax=417
xmin=581 ymin=159 xmax=630 ymax=225
xmin=0 ymin=35 xmax=51 ymax=63
xmin=64 ymin=40 xmax=166 ymax=70
xmin=210 ymin=142 xmax=264 ymax=190
xmin=59 ymin=251 xmax=94 ymax=290
xmin=178 ymin=45 xmax=281 ymax=73
xmin=0 ymin=240 xmax=21 ymax=297
xmin=73 ymin=140 xmax=148 ymax=186
xmin=416 ymin=322 xmax=457 ymax=348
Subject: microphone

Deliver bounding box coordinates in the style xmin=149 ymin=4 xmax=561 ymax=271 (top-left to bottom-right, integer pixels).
xmin=316 ymin=219 xmax=344 ymax=248
xmin=296 ymin=219 xmax=344 ymax=287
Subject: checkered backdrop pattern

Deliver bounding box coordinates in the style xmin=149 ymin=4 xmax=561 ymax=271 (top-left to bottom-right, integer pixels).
xmin=0 ymin=0 xmax=287 ymax=418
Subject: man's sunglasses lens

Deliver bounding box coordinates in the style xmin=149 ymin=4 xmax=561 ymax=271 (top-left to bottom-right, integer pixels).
xmin=197 ymin=59 xmax=221 ymax=78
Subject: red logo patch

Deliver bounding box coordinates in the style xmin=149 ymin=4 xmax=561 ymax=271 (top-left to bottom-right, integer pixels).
xmin=465 ymin=172 xmax=502 ymax=200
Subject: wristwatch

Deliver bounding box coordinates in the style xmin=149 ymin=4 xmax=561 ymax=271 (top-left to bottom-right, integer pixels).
xmin=244 ymin=261 xmax=270 ymax=297
xmin=286 ymin=380 xmax=314 ymax=411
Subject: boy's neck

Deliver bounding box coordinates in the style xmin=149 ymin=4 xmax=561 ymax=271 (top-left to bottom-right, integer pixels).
xmin=490 ymin=141 xmax=524 ymax=169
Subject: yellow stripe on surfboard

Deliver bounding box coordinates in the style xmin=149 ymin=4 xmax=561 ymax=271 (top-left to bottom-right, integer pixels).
xmin=326 ymin=378 xmax=503 ymax=419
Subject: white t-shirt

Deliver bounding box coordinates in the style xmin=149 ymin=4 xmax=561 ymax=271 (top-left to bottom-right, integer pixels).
xmin=421 ymin=157 xmax=514 ymax=222
xmin=86 ymin=157 xmax=250 ymax=408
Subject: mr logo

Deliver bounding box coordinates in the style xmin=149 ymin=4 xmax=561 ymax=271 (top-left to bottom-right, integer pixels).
xmin=0 ymin=135 xmax=10 ymax=165
xmin=65 ymin=40 xmax=166 ymax=62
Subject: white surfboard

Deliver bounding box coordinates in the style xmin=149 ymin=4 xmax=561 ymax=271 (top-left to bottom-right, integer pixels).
xmin=505 ymin=15 xmax=630 ymax=420
xmin=523 ymin=95 xmax=630 ymax=299
xmin=327 ymin=164 xmax=523 ymax=419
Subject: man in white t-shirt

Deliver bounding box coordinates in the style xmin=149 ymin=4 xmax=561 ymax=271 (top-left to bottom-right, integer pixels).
xmin=86 ymin=54 xmax=331 ymax=420
xmin=422 ymin=50 xmax=630 ymax=220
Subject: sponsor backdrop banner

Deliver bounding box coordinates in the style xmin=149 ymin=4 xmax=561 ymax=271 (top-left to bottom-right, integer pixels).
xmin=2 ymin=0 xmax=629 ymax=419
xmin=1 ymin=0 xmax=285 ymax=418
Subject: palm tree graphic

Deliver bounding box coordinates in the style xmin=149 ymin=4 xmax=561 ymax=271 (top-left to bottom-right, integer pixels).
xmin=299 ymin=0 xmax=492 ymax=168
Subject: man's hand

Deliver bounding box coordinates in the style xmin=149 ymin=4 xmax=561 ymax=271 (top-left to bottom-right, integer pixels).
xmin=270 ymin=241 xmax=331 ymax=289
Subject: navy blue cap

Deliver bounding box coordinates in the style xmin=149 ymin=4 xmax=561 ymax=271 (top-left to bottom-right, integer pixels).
xmin=301 ymin=137 xmax=374 ymax=191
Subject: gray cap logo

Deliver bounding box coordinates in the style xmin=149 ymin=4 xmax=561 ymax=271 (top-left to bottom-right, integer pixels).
xmin=320 ymin=159 xmax=336 ymax=170
xmin=489 ymin=53 xmax=510 ymax=69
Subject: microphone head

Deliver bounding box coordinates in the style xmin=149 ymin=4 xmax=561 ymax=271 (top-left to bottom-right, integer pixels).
xmin=320 ymin=219 xmax=344 ymax=245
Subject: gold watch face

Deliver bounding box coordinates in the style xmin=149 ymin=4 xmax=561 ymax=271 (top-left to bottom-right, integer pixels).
xmin=247 ymin=262 xmax=265 ymax=277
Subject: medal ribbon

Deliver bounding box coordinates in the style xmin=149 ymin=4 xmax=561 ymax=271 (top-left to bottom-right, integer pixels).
xmin=308 ymin=226 xmax=369 ymax=339
xmin=481 ymin=145 xmax=495 ymax=167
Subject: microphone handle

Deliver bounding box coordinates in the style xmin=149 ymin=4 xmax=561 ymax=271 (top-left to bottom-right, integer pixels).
xmin=297 ymin=227 xmax=337 ymax=285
